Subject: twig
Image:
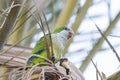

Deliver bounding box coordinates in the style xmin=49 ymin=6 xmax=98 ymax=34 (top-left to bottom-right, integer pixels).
xmin=105 ymin=0 xmax=112 ymax=22
xmin=32 ymin=1 xmax=51 ymax=60
xmin=90 ymin=58 xmax=102 ymax=80
xmin=89 ymin=17 xmax=120 ymax=62
xmin=42 ymin=11 xmax=54 ymax=58
xmin=109 ymin=35 xmax=120 ymax=38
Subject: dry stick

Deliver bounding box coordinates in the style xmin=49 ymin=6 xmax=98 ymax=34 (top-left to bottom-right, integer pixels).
xmin=9 ymin=5 xmax=35 ymax=35
xmin=42 ymin=11 xmax=54 ymax=59
xmin=17 ymin=4 xmax=35 ymax=20
xmin=96 ymin=64 xmax=99 ymax=80
xmin=37 ymin=13 xmax=51 ymax=60
xmin=106 ymin=0 xmax=112 ymax=22
xmin=96 ymin=73 xmax=99 ymax=80
xmin=89 ymin=17 xmax=120 ymax=62
xmin=9 ymin=4 xmax=39 ymax=39
xmin=32 ymin=0 xmax=51 ymax=60
xmin=109 ymin=35 xmax=120 ymax=38
xmin=0 ymin=65 xmax=22 ymax=68
xmin=97 ymin=26 xmax=120 ymax=62
xmin=9 ymin=14 xmax=32 ymax=37
xmin=41 ymin=69 xmax=45 ymax=80
xmin=90 ymin=58 xmax=102 ymax=80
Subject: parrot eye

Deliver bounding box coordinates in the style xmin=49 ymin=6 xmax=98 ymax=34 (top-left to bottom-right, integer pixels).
xmin=64 ymin=27 xmax=69 ymax=31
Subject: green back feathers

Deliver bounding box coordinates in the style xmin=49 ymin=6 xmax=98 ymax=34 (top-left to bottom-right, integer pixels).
xmin=32 ymin=34 xmax=51 ymax=54
xmin=53 ymin=26 xmax=66 ymax=33
xmin=28 ymin=34 xmax=51 ymax=65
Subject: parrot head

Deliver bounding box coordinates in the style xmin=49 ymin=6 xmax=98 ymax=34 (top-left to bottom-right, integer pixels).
xmin=63 ymin=27 xmax=74 ymax=39
xmin=54 ymin=26 xmax=74 ymax=40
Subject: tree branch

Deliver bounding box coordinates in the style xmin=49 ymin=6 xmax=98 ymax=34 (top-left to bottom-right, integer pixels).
xmin=80 ymin=12 xmax=120 ymax=72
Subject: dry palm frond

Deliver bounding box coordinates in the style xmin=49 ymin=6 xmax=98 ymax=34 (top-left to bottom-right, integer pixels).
xmin=9 ymin=66 xmax=70 ymax=80
xmin=0 ymin=44 xmax=31 ymax=67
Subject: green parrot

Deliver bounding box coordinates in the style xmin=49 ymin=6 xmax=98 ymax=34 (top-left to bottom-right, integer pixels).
xmin=27 ymin=26 xmax=73 ymax=65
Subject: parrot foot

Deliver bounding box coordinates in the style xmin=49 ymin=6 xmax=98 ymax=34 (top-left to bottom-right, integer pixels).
xmin=59 ymin=58 xmax=70 ymax=75
xmin=50 ymin=56 xmax=56 ymax=63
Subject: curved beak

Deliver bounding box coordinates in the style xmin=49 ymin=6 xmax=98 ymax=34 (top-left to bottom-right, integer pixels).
xmin=68 ymin=31 xmax=74 ymax=39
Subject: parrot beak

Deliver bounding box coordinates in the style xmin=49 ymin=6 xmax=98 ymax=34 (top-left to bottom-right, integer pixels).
xmin=68 ymin=31 xmax=74 ymax=39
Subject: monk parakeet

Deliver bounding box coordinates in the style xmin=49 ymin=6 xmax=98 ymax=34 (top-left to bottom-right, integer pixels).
xmin=27 ymin=26 xmax=73 ymax=65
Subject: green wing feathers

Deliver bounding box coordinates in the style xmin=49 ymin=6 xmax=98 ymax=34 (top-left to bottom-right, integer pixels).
xmin=28 ymin=34 xmax=52 ymax=65
xmin=32 ymin=34 xmax=51 ymax=54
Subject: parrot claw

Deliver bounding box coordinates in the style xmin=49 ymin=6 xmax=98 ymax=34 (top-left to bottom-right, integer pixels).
xmin=50 ymin=56 xmax=56 ymax=63
xmin=59 ymin=58 xmax=70 ymax=75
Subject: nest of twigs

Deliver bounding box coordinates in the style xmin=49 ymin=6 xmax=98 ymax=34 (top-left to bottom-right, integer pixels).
xmin=9 ymin=64 xmax=72 ymax=80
